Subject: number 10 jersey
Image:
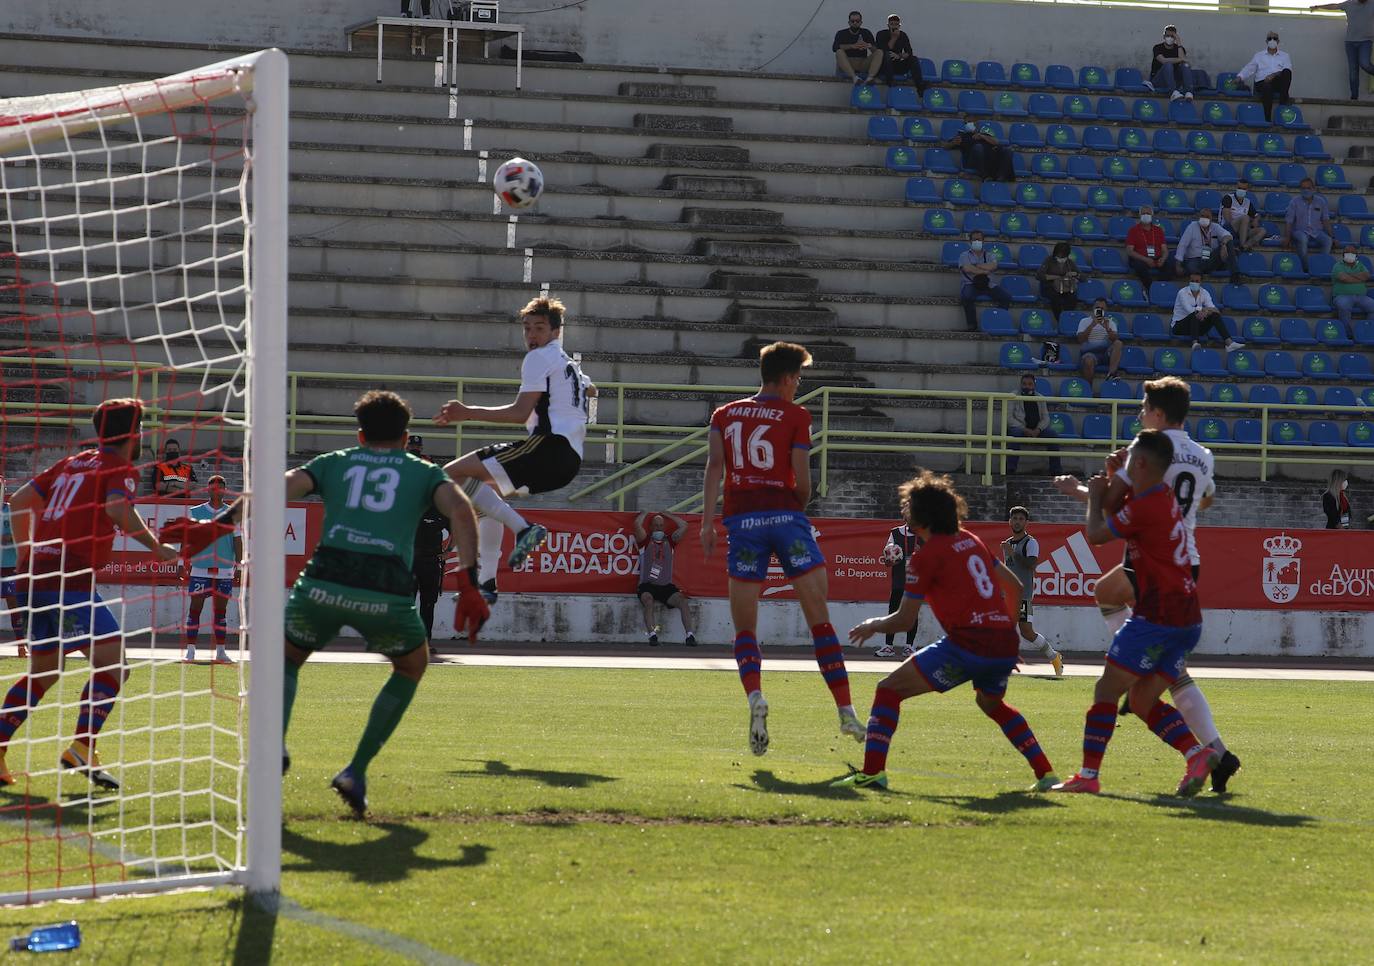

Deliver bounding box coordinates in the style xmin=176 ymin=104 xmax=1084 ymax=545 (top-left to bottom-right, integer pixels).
xmin=708 ymin=394 xmax=812 ymax=518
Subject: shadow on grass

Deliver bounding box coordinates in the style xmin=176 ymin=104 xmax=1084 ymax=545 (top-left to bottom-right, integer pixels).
xmin=919 ymin=790 xmax=1066 ymax=814
xmin=734 ymin=769 xmax=864 ymax=800
xmin=281 ymin=823 xmax=491 ymax=883
xmin=448 ymin=758 xmax=617 ymax=789
xmin=1100 ymin=792 xmax=1319 ymax=827
xmin=230 ymin=891 xmax=279 ymax=966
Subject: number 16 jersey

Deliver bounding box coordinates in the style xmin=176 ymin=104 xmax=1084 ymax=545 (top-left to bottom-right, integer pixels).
xmin=708 ymin=395 xmax=812 ymax=518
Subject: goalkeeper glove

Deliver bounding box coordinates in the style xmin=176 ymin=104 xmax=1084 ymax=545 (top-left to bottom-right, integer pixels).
xmin=160 ymin=515 xmax=236 ymax=560
xmin=452 ymin=565 xmax=490 ymax=644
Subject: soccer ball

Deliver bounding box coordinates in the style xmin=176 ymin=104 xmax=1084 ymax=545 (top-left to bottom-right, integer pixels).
xmin=880 ymin=543 xmax=904 ymax=565
xmin=493 ymin=157 xmax=544 ymax=209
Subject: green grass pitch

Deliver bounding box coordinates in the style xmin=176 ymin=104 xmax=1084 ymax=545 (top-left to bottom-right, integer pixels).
xmin=1 ymin=661 xmax=1371 ymax=964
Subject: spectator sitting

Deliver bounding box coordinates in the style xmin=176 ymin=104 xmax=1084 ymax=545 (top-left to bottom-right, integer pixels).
xmin=945 ymin=116 xmax=1015 ymax=182
xmin=1331 ymin=245 xmax=1374 ymax=339
xmin=873 ymin=13 xmax=921 ymax=90
xmin=1172 ymin=273 xmax=1244 ymax=351
xmin=633 ymin=510 xmax=696 ymax=646
xmin=1285 ymin=177 xmax=1334 ymax=273
xmin=1309 ymin=0 xmax=1374 ymax=101
xmin=1175 ymin=208 xmax=1240 ymax=284
xmin=958 ymin=230 xmax=1012 ymax=330
xmin=833 ymin=11 xmax=882 ymax=84
xmin=1221 ymin=179 xmax=1270 ymax=252
xmin=1150 ymin=24 xmax=1197 ymax=101
xmin=1077 ymin=297 xmax=1123 ymax=383
xmin=1124 ymin=206 xmax=1173 ymax=290
xmin=1007 ymin=372 xmax=1063 ymax=475
xmin=1036 ymin=242 xmax=1081 ymax=320
xmin=1238 ymin=31 xmax=1293 ymax=121
xmin=1323 ymin=469 xmax=1352 ymax=528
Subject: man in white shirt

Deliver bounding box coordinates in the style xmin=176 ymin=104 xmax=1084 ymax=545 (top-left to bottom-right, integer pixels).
xmin=1077 ymin=298 xmax=1123 ymax=382
xmin=1238 ymin=31 xmax=1293 ymax=121
xmin=1220 ymin=179 xmax=1268 ymax=252
xmin=1175 ymin=209 xmax=1240 ymax=284
xmin=1172 ymin=274 xmax=1244 ymax=350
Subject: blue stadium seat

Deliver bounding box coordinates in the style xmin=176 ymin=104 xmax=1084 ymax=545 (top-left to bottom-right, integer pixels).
xmin=888 ymin=86 xmax=923 ymax=112
xmin=1035 ymin=213 xmax=1071 ymax=240
xmin=1107 ymin=215 xmax=1134 ymax=241
xmin=1092 ymin=246 xmax=1126 ymax=272
xmin=1081 ymin=414 xmax=1113 ymax=439
xmin=1191 ymin=347 xmax=1227 ymax=377
xmin=1323 ymin=386 xmax=1358 ymax=408
xmin=986 ymin=242 xmax=1014 ymax=266
xmin=1019 ymin=308 xmax=1057 ymax=339
xmin=1257 ymin=133 xmax=1291 ymax=158
xmin=957 ymin=89 xmax=993 ymax=115
xmin=923 ymin=209 xmax=959 ymax=236
xmin=906 ymin=178 xmax=939 ymax=204
xmin=1270 ymin=420 xmax=1307 ymax=447
xmin=941 ymin=241 xmax=970 ymax=266
xmin=1263 ymin=191 xmax=1291 ymax=216
xmin=1294 ymin=135 xmax=1332 ymax=161
xmin=1279 ymin=317 xmax=1316 ymax=345
xmin=1248 ymin=383 xmax=1281 ymax=406
xmin=943 ymin=178 xmax=978 ymax=206
xmin=1361 ymin=387 xmax=1374 ymax=407
xmin=1307 ymin=254 xmax=1339 ymax=278
xmin=939 ymin=118 xmax=969 ymax=142
xmin=868 ymin=116 xmax=903 ymax=142
xmin=1339 ymin=195 xmax=1374 ymax=221
xmin=1057 ymin=310 xmax=1088 ymax=338
xmin=1063 ymin=94 xmax=1096 ymax=120
xmin=1315 ymin=319 xmax=1352 ymax=347
xmin=1158 ymin=188 xmax=1193 ymax=214
xmin=850 ymin=84 xmax=886 ymax=110
xmin=942 ymin=59 xmax=976 ymax=85
xmin=1072 ymin=214 xmax=1108 ymax=242
xmin=1170 ymin=100 xmax=1202 ymax=128
xmin=1030 ymin=153 xmax=1067 ymax=179
xmin=1059 ymin=377 xmax=1095 ymax=404
xmin=1048 ymin=413 xmax=1079 ymax=438
xmin=1132 ymin=313 xmax=1167 ymax=341
xmin=1102 ymin=156 xmax=1135 ymax=182
xmin=1237 ymin=255 xmax=1273 ymax=283
xmin=1119 ymin=127 xmax=1150 ymax=152
xmin=1242 ymin=161 xmax=1277 ymax=187
xmin=1010 ymin=122 xmax=1042 ymax=148
xmin=1045 ymin=124 xmax=1079 ymax=149
xmin=1173 ymin=159 xmax=1207 ymax=184
xmin=981 ymin=308 xmax=1017 ymax=335
xmin=1119 ymin=414 xmax=1146 ymax=438
xmin=1153 ymin=346 xmax=1189 ymax=375
xmin=1348 ymin=421 xmax=1374 ymax=447
xmin=1114 ymin=68 xmax=1149 ymax=93
xmin=963 ymin=210 xmax=997 ymax=237
xmin=1018 ymin=243 xmax=1049 ymax=271
xmin=1232 ymin=418 xmax=1263 ymax=445
xmin=1000 ymin=211 xmax=1035 ymax=239
xmin=1207 ymin=160 xmax=1240 ymax=184
xmin=1082 ymin=125 xmax=1114 ymax=151
xmin=993 ymin=90 xmax=1028 ymax=117
xmin=1286 ymin=384 xmax=1317 ymax=407
xmin=1223 ymin=284 xmax=1259 ymax=311
xmin=1003 ymin=274 xmax=1036 ymax=303
xmin=1051 ymin=184 xmax=1086 ymax=211
xmin=1117 ymin=345 xmax=1152 ymax=375
xmin=1121 ymin=186 xmax=1153 ymax=211
xmin=1079 ymin=65 xmax=1112 ymax=92
xmin=1000 ymin=341 xmax=1040 ymax=369
xmin=1211 ymin=383 xmax=1243 ymax=404
xmin=1277 ymin=163 xmax=1307 ymax=189
xmin=1264 ymin=351 xmax=1301 ymax=378
xmin=977 ymin=60 xmax=1009 ymax=86
xmin=1271 ymin=251 xmax=1306 ymax=280
xmin=1111 ymin=279 xmax=1148 ymax=308
xmin=1214 ymin=72 xmax=1249 ymax=97
xmin=1098 ymin=376 xmax=1135 ymax=402
xmin=1026 ymin=93 xmax=1061 ymax=120
xmin=923 ymin=147 xmax=959 ymax=175
xmin=1222 ymin=132 xmax=1257 ymax=157
xmin=1237 ymin=316 xmax=1278 ymax=344
xmin=923 ymin=88 xmax=957 ymax=113
xmin=1296 ymin=285 xmax=1332 ymax=313
xmin=903 ymin=117 xmax=937 ymax=142
xmin=1017 ymin=182 xmax=1052 ymax=209
xmin=1131 ymin=98 xmax=1163 ymax=125
xmin=1357 ymin=320 xmax=1374 ymax=346
xmin=1152 ymin=128 xmax=1185 ymax=154
xmin=1274 ymin=103 xmax=1310 ymax=131
xmin=1011 ymin=62 xmax=1046 ymax=88
xmin=1237 ymin=103 xmax=1269 ymax=129
xmin=1045 ymin=64 xmax=1077 ymax=90
xmin=1227 ymin=348 xmax=1262 ymax=376
xmin=1201 ymin=101 xmax=1237 ymax=127
xmin=1186 ymin=130 xmax=1220 ymax=156
xmin=1156 ymin=215 xmax=1179 ymax=243
xmin=885 ymin=146 xmax=922 ymax=171
xmin=1308 ymin=420 xmax=1342 ymax=446
xmin=1137 ymin=158 xmax=1170 ymax=183
xmin=1194 ymin=417 xmax=1230 ymax=444
xmin=1315 ymin=164 xmax=1352 ymax=190
xmin=919 ymin=57 xmax=938 ymax=81
xmin=1077 ymin=279 xmax=1109 ymax=305
xmin=1086 ymin=186 xmax=1122 ymax=212
xmin=1257 ymin=284 xmax=1296 ymax=312
xmin=1097 ymin=96 xmax=1130 ymax=122
xmin=1339 ymin=352 xmax=1374 ymax=380
xmin=1149 ymin=282 xmax=1181 ymax=309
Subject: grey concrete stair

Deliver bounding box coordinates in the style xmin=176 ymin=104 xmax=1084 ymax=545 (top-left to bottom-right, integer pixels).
xmin=683 ymin=207 xmax=784 ymax=227
xmin=728 ymin=303 xmax=836 ymax=327
xmin=633 ymin=113 xmax=733 ymax=133
xmin=694 ymin=238 xmax=801 ymax=262
xmin=645 ymin=143 xmax=749 ymax=163
xmin=743 ymin=337 xmax=856 ymax=364
xmin=708 ymin=271 xmax=818 ymax=294
xmin=661 ymin=174 xmax=766 ymax=195
xmin=619 ymin=82 xmax=717 ymax=100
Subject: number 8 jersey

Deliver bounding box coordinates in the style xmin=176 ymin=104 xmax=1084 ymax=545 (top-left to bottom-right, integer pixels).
xmin=708 ymin=394 xmax=812 ymax=517
xmin=904 ymin=529 xmax=1018 ymax=659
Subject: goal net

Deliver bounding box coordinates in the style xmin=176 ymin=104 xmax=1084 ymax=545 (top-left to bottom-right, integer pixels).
xmin=0 ymin=49 xmax=286 ymax=905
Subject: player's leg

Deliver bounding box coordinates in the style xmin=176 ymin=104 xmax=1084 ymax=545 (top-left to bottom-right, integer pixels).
xmin=59 ymin=595 xmax=126 ymax=789
xmin=183 ymin=581 xmax=208 ymax=661
xmin=638 ymin=589 xmax=659 ymax=645
xmin=1095 ymin=564 xmax=1135 ymax=633
xmin=973 ymin=680 xmax=1057 ymax=789
xmin=0 ymin=611 xmax=62 ymax=785
xmin=878 ymin=584 xmax=902 ymax=657
xmin=792 ymin=566 xmax=860 ymax=737
xmin=1018 ymin=605 xmax=1063 ymax=677
xmin=281 ymin=579 xmax=344 ymax=777
xmin=211 ymin=582 xmax=232 ymax=664
xmin=727 ymin=577 xmax=769 ymax=755
xmin=830 ymin=650 xmax=937 ymax=789
xmin=1049 ymin=661 xmax=1136 ymax=793
xmin=446 ymin=451 xmax=541 ymax=570
xmin=1170 ymin=668 xmax=1241 ymax=792
xmin=1127 ymin=630 xmax=1216 ymax=796
xmin=667 ymin=590 xmax=696 ymax=646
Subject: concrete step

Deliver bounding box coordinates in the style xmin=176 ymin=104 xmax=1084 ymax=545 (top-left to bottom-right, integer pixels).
xmin=694 ymin=238 xmax=802 ymax=262
xmin=645 ymin=143 xmax=749 ymax=164
xmin=620 ymin=82 xmax=717 ymax=100
xmin=742 ymin=336 xmax=856 ymax=364
xmin=683 ymin=207 xmax=784 ymax=227
xmin=708 ymin=271 xmax=819 ymax=294
xmin=729 ymin=303 xmax=836 ymax=327
xmin=633 ymin=113 xmax=733 ymax=134
xmin=660 ymin=174 xmax=767 ymax=195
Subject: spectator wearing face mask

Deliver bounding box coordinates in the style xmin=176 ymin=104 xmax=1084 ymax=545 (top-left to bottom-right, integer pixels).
xmin=154 ymin=438 xmax=198 ymax=496
xmin=1331 ymin=245 xmax=1374 ymax=339
xmin=1124 ymin=206 xmax=1173 ymax=291
xmin=1323 ymin=469 xmax=1352 ymax=529
xmin=1077 ymin=297 xmax=1123 ymax=383
xmin=1007 ymin=372 xmax=1063 ymax=475
xmin=1036 ymin=242 xmax=1081 ymax=320
xmin=1150 ymin=24 xmax=1196 ymax=101
xmin=1285 ymin=178 xmax=1334 ymax=273
xmin=945 ymin=115 xmax=1015 ymax=182
xmin=1238 ymin=32 xmax=1293 ymax=121
xmin=833 ymin=10 xmax=882 ymax=85
xmin=1221 ymin=179 xmax=1269 ymax=252
xmin=873 ymin=14 xmax=921 ymax=90
xmin=1310 ymin=0 xmax=1374 ymax=100
xmin=958 ymin=230 xmax=1012 ymax=330
xmin=1172 ymin=273 xmax=1245 ymax=351
xmin=633 ymin=510 xmax=696 ymax=646
xmin=1175 ymin=208 xmax=1240 ymax=283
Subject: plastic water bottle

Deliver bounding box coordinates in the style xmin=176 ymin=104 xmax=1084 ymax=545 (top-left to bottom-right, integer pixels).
xmin=9 ymin=921 xmax=82 ymax=952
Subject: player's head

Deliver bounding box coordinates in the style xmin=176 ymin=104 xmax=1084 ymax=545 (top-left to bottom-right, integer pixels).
xmin=758 ymin=341 xmax=812 ymax=399
xmin=354 ymin=390 xmax=412 ymax=447
xmin=207 ymin=474 xmax=227 ymax=504
xmin=93 ymin=398 xmax=144 ymax=460
xmin=1126 ymin=428 xmax=1174 ymax=489
xmin=1140 ymin=375 xmax=1190 ymax=430
xmin=520 ymin=295 xmax=566 ymax=350
xmin=899 ymin=469 xmax=967 ymax=537
xmin=1008 ymin=505 xmax=1030 ymax=534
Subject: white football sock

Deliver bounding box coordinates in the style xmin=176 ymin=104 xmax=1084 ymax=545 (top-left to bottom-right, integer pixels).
xmin=477 ymin=517 xmax=504 ymax=586
xmin=1032 ymin=633 xmax=1057 ymax=659
xmin=1171 ymin=679 xmax=1224 ymax=751
xmin=1101 ymin=605 xmax=1131 ymax=634
xmin=470 ymin=483 xmax=528 ymax=534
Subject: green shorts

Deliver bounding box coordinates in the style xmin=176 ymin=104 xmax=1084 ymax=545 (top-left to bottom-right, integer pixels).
xmin=283 ymin=576 xmax=427 ymax=657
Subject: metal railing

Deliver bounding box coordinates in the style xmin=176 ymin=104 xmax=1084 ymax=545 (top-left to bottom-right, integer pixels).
xmin=982 ymin=0 xmax=1323 ymax=15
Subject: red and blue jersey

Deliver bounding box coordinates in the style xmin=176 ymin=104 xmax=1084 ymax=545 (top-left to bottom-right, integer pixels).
xmin=708 ymin=395 xmax=811 ymax=517
xmin=25 ymin=447 xmax=138 ymax=592
xmin=1106 ymin=483 xmax=1201 ymax=627
xmin=905 ymin=529 xmax=1018 ymax=659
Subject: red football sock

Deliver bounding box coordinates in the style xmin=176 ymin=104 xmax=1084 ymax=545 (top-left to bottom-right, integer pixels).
xmin=1146 ymin=700 xmax=1202 ymax=756
xmin=984 ymin=699 xmax=1054 ymax=778
xmin=862 ymin=687 xmax=903 ymax=775
xmin=1082 ymin=701 xmax=1119 ymax=773
xmin=733 ymin=631 xmax=762 ymax=696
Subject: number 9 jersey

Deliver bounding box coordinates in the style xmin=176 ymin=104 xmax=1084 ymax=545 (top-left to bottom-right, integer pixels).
xmin=708 ymin=395 xmax=812 ymax=517
xmin=1162 ymin=427 xmax=1215 ymax=567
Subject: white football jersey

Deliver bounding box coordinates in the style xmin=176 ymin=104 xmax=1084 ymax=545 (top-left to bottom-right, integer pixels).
xmin=1163 ymin=427 xmax=1216 ymax=566
xmin=519 ymin=339 xmax=590 ymax=457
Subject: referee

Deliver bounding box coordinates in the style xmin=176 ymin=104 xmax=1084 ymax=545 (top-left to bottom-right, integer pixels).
xmin=408 ymin=435 xmax=449 ymax=639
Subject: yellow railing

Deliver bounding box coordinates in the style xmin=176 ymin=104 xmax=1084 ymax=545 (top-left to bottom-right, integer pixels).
xmin=2 ymin=356 xmax=1371 ymax=506
xmin=979 ymin=0 xmax=1324 ymax=15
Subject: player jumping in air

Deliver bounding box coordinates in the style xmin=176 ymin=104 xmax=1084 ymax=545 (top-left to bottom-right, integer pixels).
xmin=0 ymin=399 xmax=180 ymax=789
xmin=700 ymin=341 xmax=864 ymax=755
xmin=1050 ymin=429 xmax=1218 ymax=797
xmin=167 ymin=391 xmax=490 ymax=817
xmin=1001 ymin=506 xmax=1064 ymax=677
xmin=1054 ymin=376 xmax=1241 ymax=792
xmin=181 ymin=475 xmax=241 ymax=665
xmin=434 ymin=295 xmax=592 ymax=605
xmin=836 ymin=470 xmax=1058 ymax=791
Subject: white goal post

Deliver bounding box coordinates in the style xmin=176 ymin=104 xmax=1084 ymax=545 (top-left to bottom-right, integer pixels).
xmin=0 ymin=49 xmax=286 ymax=905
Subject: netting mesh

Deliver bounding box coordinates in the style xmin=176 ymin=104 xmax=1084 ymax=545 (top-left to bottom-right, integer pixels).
xmin=0 ymin=62 xmax=261 ymax=903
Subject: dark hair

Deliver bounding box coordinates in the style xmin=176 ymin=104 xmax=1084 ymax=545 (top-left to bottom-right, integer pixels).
xmin=93 ymin=398 xmax=143 ymax=445
xmin=1052 ymin=242 xmax=1070 ymax=257
xmin=354 ymin=390 xmax=412 ymax=443
xmin=1143 ymin=375 xmax=1191 ymax=424
xmin=520 ymin=295 xmax=565 ymax=330
xmin=759 ymin=341 xmax=813 ymax=384
xmin=849 ymin=9 xmax=861 ymax=17
xmin=164 ymin=438 xmax=181 ymax=451
xmin=899 ymin=469 xmax=967 ymax=535
xmin=1008 ymin=505 xmax=1030 ymax=520
xmin=1132 ymin=428 xmax=1175 ymax=473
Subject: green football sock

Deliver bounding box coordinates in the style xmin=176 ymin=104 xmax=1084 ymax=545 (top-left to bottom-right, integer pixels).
xmin=283 ymin=661 xmax=300 ymax=737
xmin=349 ymin=673 xmax=419 ymax=779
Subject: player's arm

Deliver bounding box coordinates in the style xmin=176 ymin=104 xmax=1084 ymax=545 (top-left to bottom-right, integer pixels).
xmin=994 ymin=560 xmax=1023 ymax=623
xmin=434 ymin=390 xmax=540 ymax=426
xmin=6 ymin=483 xmax=42 ymax=563
xmin=791 ymin=445 xmax=812 ymax=508
xmin=1083 ymin=474 xmax=1116 ymax=545
xmin=699 ymin=430 xmax=725 ymax=556
xmin=106 ymin=493 xmax=180 ymax=561
xmin=850 ymin=593 xmax=922 ymax=645
xmin=632 ymin=510 xmax=649 ymax=545
xmin=433 ymin=482 xmax=478 ymax=573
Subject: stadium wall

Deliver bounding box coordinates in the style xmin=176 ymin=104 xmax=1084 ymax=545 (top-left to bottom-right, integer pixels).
xmin=12 ymin=0 xmax=1356 ymax=101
